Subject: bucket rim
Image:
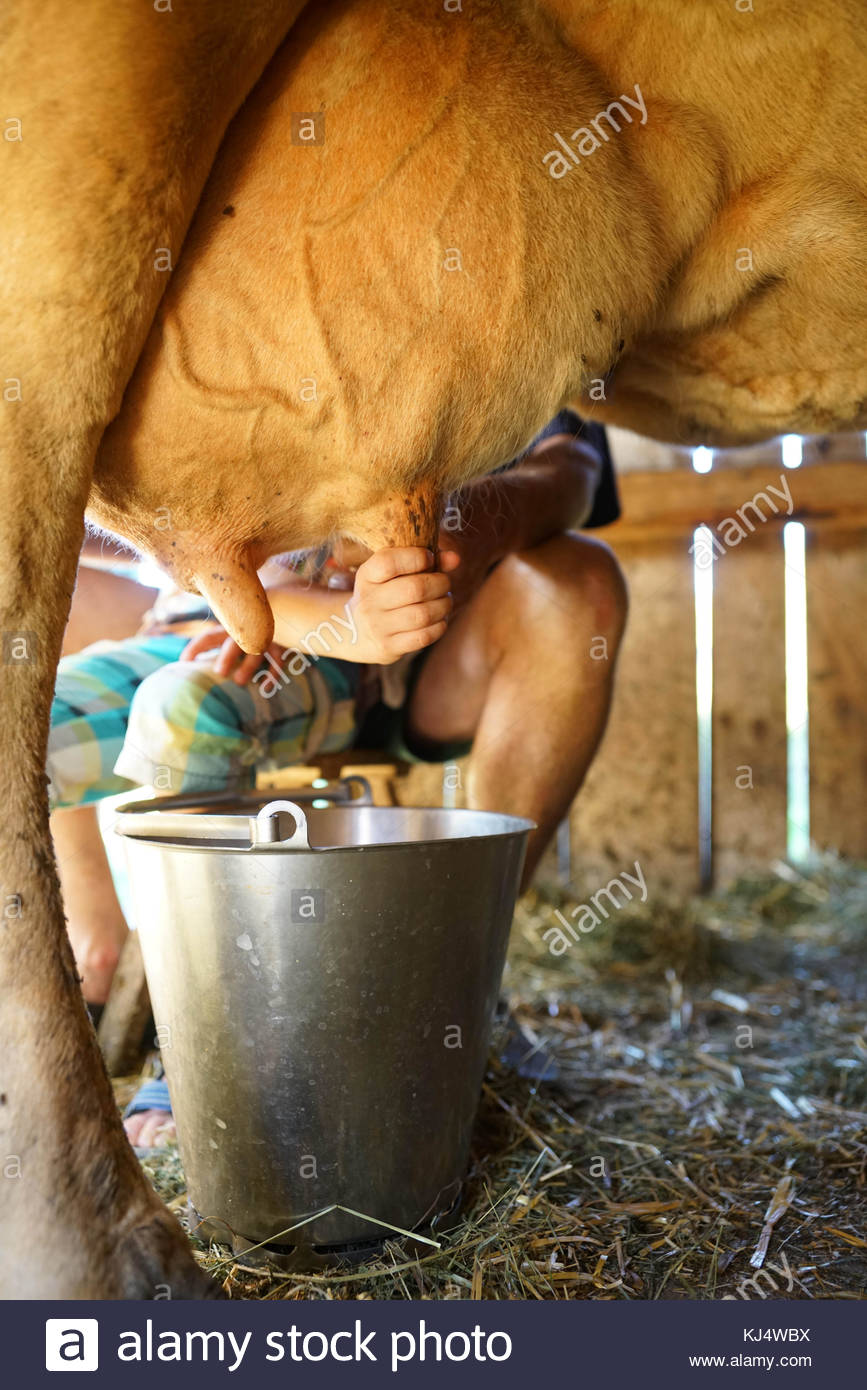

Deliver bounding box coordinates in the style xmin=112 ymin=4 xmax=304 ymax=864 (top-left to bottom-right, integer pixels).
xmin=114 ymin=797 xmax=536 ymax=854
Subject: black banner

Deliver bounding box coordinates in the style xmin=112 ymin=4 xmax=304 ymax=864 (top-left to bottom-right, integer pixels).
xmin=4 ymin=1298 xmax=858 ymax=1387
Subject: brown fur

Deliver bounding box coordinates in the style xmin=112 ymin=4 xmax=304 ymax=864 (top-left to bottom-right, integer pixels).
xmin=3 ymin=0 xmax=866 ymax=1295
xmin=88 ymin=0 xmax=867 ymax=652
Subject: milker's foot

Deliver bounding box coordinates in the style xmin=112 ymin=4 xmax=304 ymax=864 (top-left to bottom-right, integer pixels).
xmin=124 ymin=1078 xmax=176 ymax=1152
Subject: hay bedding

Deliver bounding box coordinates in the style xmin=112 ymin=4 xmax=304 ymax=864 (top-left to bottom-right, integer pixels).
xmin=122 ymin=856 xmax=867 ymax=1300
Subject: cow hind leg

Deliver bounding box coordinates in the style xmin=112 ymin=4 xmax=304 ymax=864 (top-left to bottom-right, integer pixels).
xmin=0 ymin=0 xmax=304 ymax=1298
xmin=0 ymin=429 xmax=217 ymax=1299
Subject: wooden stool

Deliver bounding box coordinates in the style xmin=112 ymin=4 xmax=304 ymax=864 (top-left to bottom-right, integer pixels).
xmin=256 ymin=751 xmax=409 ymax=807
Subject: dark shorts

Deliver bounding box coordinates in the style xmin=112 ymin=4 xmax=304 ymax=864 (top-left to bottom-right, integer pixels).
xmin=356 ymin=651 xmax=473 ymax=765
xmin=516 ymin=409 xmax=620 ymax=529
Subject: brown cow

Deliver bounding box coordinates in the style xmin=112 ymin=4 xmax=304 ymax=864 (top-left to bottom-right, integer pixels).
xmin=2 ymin=0 xmax=866 ymax=1297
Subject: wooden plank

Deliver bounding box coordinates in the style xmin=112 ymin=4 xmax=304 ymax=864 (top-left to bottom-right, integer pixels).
xmin=258 ymin=758 xmax=402 ymax=805
xmin=710 ymin=440 xmax=785 ymax=472
xmin=711 ymin=530 xmax=788 ymax=885
xmin=606 ymin=460 xmax=867 ymax=545
xmin=801 ymin=432 xmax=867 ymax=466
xmin=806 ymin=526 xmax=867 ymax=856
xmin=397 ymin=761 xmax=448 ymax=809
xmin=569 ymin=536 xmax=700 ymax=898
xmin=603 ymin=428 xmax=855 ymax=477
xmin=335 ymin=762 xmax=399 ymax=806
xmin=605 ymin=425 xmax=693 ymax=474
xmin=256 ymin=763 xmax=323 ymax=790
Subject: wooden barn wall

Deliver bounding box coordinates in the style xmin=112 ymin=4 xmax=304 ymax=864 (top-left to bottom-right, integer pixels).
xmin=806 ymin=525 xmax=867 ymax=858
xmin=567 ymin=536 xmax=699 ymax=898
xmin=568 ymin=523 xmax=791 ymax=898
xmin=710 ymin=529 xmax=787 ymax=885
xmin=399 ymin=450 xmax=867 ymax=899
xmin=572 ymin=456 xmax=867 ymax=895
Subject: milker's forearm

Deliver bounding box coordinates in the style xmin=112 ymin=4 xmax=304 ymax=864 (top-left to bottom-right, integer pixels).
xmin=458 ymin=439 xmax=602 ymax=555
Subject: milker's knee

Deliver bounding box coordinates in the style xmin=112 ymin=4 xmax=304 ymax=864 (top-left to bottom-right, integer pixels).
xmin=505 ymin=532 xmax=628 ymax=641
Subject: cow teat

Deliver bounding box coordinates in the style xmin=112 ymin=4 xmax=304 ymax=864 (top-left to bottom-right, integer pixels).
xmin=192 ymin=552 xmax=274 ymax=654
xmin=347 ymin=481 xmax=442 ymax=553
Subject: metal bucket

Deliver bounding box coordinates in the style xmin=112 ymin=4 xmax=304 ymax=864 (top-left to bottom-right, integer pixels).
xmin=115 ymin=783 xmax=532 ymax=1263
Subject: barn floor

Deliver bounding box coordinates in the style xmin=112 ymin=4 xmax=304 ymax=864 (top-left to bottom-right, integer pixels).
xmin=123 ymin=856 xmax=867 ymax=1300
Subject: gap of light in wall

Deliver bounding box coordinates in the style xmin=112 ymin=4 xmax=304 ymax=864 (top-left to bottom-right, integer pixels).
xmin=137 ymin=560 xmax=173 ymax=590
xmin=693 ymin=525 xmax=714 ymax=889
xmin=781 ymin=434 xmax=803 ymax=469
xmin=692 ymin=445 xmax=713 ymax=474
xmin=783 ymin=521 xmax=810 ymax=863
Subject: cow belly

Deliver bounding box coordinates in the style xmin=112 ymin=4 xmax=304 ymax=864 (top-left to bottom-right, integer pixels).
xmin=90 ymin=0 xmax=663 ymax=611
xmin=603 ymin=180 xmax=867 ymax=447
xmin=606 ymin=319 xmax=867 ymax=448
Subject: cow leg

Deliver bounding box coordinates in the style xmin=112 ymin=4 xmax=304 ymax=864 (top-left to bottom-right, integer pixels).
xmin=0 ymin=466 xmax=220 ymax=1298
xmin=0 ymin=0 xmax=303 ymax=1299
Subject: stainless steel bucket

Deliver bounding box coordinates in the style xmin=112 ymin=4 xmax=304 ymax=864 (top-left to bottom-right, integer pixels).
xmin=115 ymin=784 xmax=532 ymax=1260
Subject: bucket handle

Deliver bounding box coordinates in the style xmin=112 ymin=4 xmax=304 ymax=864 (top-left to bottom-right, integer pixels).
xmin=251 ymin=799 xmax=311 ymax=850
